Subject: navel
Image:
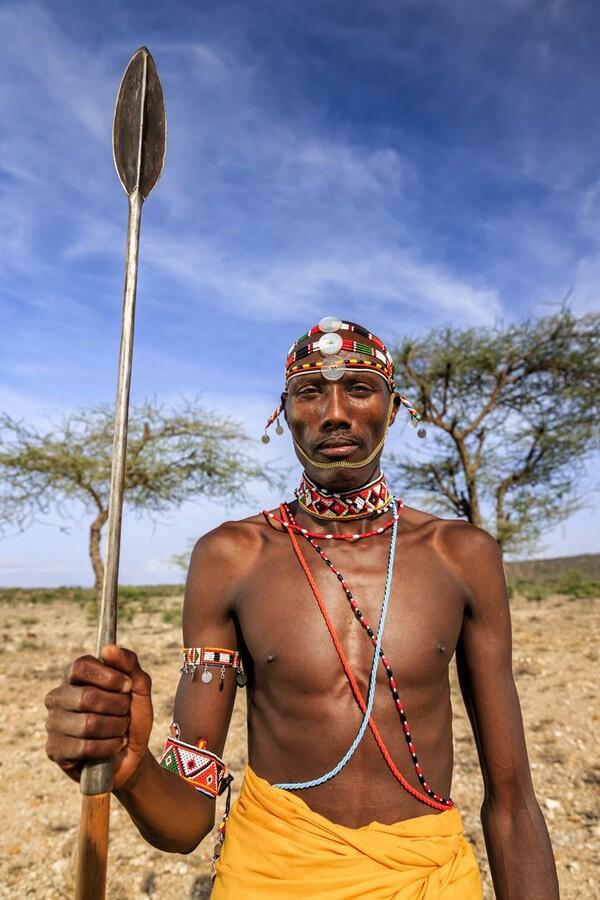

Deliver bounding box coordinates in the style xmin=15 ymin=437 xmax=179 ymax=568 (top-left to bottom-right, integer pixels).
xmin=266 ymin=652 xmax=278 ymax=664
xmin=436 ymin=640 xmax=447 ymax=654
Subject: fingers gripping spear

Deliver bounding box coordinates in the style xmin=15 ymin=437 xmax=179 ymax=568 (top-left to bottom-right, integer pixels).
xmin=74 ymin=48 xmax=166 ymax=900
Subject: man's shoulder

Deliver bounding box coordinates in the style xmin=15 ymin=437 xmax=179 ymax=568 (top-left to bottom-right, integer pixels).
xmin=191 ymin=513 xmax=268 ymax=565
xmin=185 ymin=514 xmax=271 ymax=608
xmin=402 ymin=505 xmax=501 ymax=567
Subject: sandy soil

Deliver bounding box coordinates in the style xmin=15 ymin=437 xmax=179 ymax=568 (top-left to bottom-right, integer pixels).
xmin=0 ymin=592 xmax=598 ymax=899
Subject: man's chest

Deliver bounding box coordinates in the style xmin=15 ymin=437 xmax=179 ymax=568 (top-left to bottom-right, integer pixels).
xmin=235 ymin=531 xmax=466 ymax=696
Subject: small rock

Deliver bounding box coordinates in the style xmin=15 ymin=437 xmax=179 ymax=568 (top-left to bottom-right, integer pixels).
xmin=544 ymin=798 xmax=561 ymax=811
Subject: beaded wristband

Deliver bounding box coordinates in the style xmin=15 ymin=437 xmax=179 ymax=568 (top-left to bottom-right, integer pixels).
xmin=159 ymin=726 xmax=228 ymax=799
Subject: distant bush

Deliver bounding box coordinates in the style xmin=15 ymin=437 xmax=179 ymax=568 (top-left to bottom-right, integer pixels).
xmin=0 ymin=584 xmax=183 ymax=609
xmin=556 ymin=568 xmax=600 ymax=599
xmin=508 ymin=570 xmax=600 ymax=601
xmin=0 ymin=587 xmax=94 ymax=606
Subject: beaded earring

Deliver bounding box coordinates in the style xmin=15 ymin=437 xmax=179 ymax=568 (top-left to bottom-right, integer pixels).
xmin=399 ymin=395 xmax=427 ymax=438
xmin=262 ymin=402 xmax=284 ymax=444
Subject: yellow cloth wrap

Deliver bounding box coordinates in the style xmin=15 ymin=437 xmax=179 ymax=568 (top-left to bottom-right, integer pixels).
xmin=212 ymin=766 xmax=482 ymax=899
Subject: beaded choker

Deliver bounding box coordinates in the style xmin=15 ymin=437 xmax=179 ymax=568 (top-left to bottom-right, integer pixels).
xmin=295 ymin=471 xmax=391 ymax=520
xmin=263 ymin=499 xmax=403 ymax=541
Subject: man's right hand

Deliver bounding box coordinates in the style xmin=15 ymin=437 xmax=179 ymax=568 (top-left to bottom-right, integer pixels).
xmin=44 ymin=645 xmax=153 ymax=791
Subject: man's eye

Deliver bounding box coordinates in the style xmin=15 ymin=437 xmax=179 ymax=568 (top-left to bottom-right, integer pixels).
xmin=297 ymin=387 xmax=320 ymax=397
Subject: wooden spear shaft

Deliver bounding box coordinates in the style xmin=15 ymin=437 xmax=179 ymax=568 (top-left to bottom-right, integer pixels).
xmin=74 ymin=47 xmax=166 ymax=900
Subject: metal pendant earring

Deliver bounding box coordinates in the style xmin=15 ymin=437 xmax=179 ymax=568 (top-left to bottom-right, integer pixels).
xmin=262 ymin=402 xmax=284 ymax=443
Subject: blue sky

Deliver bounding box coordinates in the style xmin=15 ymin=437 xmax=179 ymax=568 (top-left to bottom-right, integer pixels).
xmin=1 ymin=0 xmax=598 ymax=586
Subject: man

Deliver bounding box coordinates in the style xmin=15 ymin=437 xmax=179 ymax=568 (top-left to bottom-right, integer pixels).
xmin=45 ymin=318 xmax=559 ymax=898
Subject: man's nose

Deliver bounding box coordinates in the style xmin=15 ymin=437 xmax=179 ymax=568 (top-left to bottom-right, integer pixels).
xmin=321 ymin=385 xmax=351 ymax=428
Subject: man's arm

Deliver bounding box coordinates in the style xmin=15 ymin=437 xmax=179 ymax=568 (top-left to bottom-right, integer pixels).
xmin=447 ymin=524 xmax=559 ymax=900
xmin=45 ymin=521 xmax=256 ymax=854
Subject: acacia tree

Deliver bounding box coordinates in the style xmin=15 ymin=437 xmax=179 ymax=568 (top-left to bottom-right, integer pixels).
xmin=389 ymin=309 xmax=599 ymax=552
xmin=0 ymin=398 xmax=266 ymax=606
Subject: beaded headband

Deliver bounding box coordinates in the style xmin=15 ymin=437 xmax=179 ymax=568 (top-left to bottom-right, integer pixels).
xmin=262 ymin=316 xmax=426 ymax=453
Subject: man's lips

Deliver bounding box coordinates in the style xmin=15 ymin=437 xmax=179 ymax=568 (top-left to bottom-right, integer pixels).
xmin=316 ymin=438 xmax=360 ymax=457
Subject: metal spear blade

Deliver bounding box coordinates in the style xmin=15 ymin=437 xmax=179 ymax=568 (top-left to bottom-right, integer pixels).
xmin=113 ymin=47 xmax=166 ymax=198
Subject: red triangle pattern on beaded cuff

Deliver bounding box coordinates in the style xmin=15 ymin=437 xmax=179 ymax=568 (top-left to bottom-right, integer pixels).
xmin=159 ymin=735 xmax=226 ymax=799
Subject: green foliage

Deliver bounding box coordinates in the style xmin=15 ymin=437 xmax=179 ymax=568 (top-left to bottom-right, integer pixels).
xmin=0 ymin=398 xmax=270 ymax=605
xmin=0 ymin=398 xmax=266 ymax=528
xmin=556 ymin=568 xmax=600 ymax=598
xmin=505 ymin=555 xmax=600 ymax=600
xmin=0 ymin=584 xmax=184 ymax=625
xmin=507 ymin=572 xmax=600 ymax=601
xmin=0 ymin=586 xmax=93 ymax=606
xmin=390 ymin=309 xmax=600 ymax=551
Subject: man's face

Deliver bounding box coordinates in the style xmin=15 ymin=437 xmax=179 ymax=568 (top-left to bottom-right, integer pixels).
xmin=284 ymin=365 xmax=398 ymax=486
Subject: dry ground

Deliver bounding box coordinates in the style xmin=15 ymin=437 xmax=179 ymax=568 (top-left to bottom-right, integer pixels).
xmin=0 ymin=592 xmax=598 ymax=899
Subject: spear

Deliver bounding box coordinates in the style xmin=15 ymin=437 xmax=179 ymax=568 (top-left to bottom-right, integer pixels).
xmin=74 ymin=47 xmax=166 ymax=900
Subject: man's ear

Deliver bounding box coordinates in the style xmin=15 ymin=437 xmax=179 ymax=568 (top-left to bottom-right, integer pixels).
xmin=388 ymin=392 xmax=401 ymax=427
xmin=281 ymin=391 xmax=288 ymax=422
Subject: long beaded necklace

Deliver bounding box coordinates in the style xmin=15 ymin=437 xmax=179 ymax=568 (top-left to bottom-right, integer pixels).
xmin=286 ymin=508 xmax=452 ymax=808
xmin=273 ymin=501 xmax=398 ymax=792
xmin=281 ymin=505 xmax=451 ymax=812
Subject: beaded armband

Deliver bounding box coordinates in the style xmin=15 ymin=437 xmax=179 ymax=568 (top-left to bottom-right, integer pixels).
xmin=181 ymin=646 xmax=247 ymax=687
xmin=159 ymin=723 xmax=230 ymax=799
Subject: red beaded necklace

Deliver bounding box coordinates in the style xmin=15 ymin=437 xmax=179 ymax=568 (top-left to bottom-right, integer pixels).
xmin=280 ymin=504 xmax=452 ymax=812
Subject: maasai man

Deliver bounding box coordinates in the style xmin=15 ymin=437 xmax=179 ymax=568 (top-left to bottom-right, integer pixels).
xmin=45 ymin=318 xmax=559 ymax=899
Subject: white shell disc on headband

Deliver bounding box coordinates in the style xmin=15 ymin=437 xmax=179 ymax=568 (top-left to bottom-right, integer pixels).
xmin=318 ymin=316 xmax=342 ymax=333
xmin=318 ymin=332 xmax=343 ymax=356
xmin=322 ymin=357 xmax=346 ymax=380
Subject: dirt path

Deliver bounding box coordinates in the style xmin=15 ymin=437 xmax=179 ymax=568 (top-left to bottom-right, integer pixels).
xmin=0 ymin=593 xmax=597 ymax=899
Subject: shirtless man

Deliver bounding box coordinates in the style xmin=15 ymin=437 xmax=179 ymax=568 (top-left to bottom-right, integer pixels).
xmin=45 ymin=318 xmax=559 ymax=898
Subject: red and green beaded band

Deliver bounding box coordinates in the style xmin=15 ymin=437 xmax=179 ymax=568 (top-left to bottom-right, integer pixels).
xmin=159 ymin=726 xmax=228 ymax=800
xmin=285 ymin=318 xmax=395 ymax=389
xmin=289 ymin=320 xmax=387 ymax=353
xmin=287 ymin=339 xmax=392 ymax=371
xmin=287 ymin=356 xmax=393 ymax=384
